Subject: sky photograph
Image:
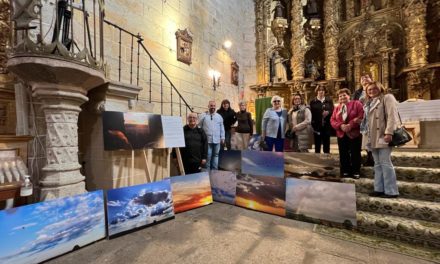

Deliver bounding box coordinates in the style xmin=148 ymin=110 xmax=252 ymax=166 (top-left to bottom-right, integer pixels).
xmin=241 ymin=150 xmax=284 ymax=177
xmin=171 ymin=172 xmax=213 ymax=213
xmin=209 ymin=170 xmax=237 ymax=204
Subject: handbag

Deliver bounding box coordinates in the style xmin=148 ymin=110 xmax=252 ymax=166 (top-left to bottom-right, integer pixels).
xmin=285 ymin=129 xmax=295 ymax=139
xmin=383 ymin=99 xmax=412 ymax=147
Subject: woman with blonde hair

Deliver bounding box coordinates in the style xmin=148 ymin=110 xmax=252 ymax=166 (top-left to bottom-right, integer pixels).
xmin=262 ymin=95 xmax=287 ymax=152
xmin=287 ymin=93 xmax=312 ymax=152
xmin=361 ymin=81 xmax=399 ymax=198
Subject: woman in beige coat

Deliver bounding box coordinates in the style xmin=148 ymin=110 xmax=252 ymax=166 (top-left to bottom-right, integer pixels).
xmin=360 ymin=81 xmax=399 ymax=198
xmin=287 ymin=93 xmax=312 ymax=152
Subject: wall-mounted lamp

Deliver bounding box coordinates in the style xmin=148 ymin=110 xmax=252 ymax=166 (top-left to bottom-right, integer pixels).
xmin=209 ymin=70 xmax=221 ymax=91
xmin=223 ymin=40 xmax=232 ymax=49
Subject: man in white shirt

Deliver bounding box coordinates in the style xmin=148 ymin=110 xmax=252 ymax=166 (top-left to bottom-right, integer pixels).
xmin=199 ymin=100 xmax=225 ymax=170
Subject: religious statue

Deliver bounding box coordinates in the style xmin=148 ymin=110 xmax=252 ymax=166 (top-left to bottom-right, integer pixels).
xmin=364 ymin=62 xmax=379 ymax=82
xmin=307 ymin=60 xmax=320 ymax=80
xmin=272 ymin=1 xmax=285 ymax=19
xmin=272 ymin=51 xmax=288 ymax=83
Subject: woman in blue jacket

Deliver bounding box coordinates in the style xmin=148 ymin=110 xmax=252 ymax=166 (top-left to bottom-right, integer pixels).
xmin=261 ymin=95 xmax=288 ymax=152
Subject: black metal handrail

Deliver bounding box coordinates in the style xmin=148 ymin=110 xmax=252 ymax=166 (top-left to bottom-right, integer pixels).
xmin=103 ymin=19 xmax=194 ymax=117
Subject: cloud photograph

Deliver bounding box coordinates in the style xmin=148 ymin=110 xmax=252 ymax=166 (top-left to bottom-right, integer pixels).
xmin=106 ymin=179 xmax=174 ymax=236
xmin=286 ymin=178 xmax=357 ymax=226
xmin=242 ymin=150 xmax=284 ymax=177
xmin=0 ymin=191 xmax=106 ymax=264
xmin=209 ymin=170 xmax=237 ymax=204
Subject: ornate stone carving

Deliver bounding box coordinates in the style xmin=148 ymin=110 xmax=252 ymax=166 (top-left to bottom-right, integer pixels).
xmin=10 ymin=0 xmax=104 ymax=70
xmin=403 ymin=0 xmax=428 ymax=68
xmin=406 ymin=68 xmax=435 ymax=100
xmin=323 ymin=0 xmax=340 ymax=80
xmin=0 ymin=0 xmax=10 ymax=74
xmin=175 ymin=28 xmax=193 ymax=65
xmin=290 ymin=0 xmax=306 ymax=80
xmin=271 ymin=18 xmax=289 ymax=46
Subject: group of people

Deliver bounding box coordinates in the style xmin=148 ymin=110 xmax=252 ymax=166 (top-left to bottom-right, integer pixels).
xmin=261 ymin=85 xmax=334 ymax=154
xmin=178 ymin=77 xmax=400 ymax=199
xmin=177 ymin=99 xmax=253 ymax=174
xmin=331 ymin=76 xmax=399 ymax=198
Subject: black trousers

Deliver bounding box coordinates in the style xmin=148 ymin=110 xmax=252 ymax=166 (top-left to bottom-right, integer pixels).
xmin=314 ymin=132 xmax=330 ymax=153
xmin=183 ymin=162 xmax=202 ymax=174
xmin=337 ymin=134 xmax=362 ymax=176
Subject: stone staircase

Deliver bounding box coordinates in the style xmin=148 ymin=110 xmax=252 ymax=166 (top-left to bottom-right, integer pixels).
xmin=340 ymin=151 xmax=440 ymax=249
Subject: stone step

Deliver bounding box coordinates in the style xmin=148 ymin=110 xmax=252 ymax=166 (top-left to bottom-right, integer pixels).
xmin=342 ymin=178 xmax=440 ymax=202
xmin=356 ymin=211 xmax=440 ymax=249
xmin=356 ymin=193 xmax=440 ymax=223
xmin=329 ymin=150 xmax=440 ymax=168
xmin=360 ymin=166 xmax=440 ymax=184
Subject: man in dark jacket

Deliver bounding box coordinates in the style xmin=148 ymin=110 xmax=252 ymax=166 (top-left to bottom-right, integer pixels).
xmin=178 ymin=113 xmax=208 ymax=174
xmin=217 ymin=99 xmax=236 ymax=150
xmin=310 ymin=85 xmax=334 ymax=153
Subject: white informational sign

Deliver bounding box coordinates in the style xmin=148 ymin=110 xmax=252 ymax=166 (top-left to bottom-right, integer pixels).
xmin=398 ymin=99 xmax=440 ymax=122
xmin=161 ymin=116 xmax=185 ymax=147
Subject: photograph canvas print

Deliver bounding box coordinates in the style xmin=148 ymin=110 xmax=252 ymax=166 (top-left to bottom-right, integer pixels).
xmin=171 ymin=172 xmax=213 ymax=213
xmin=209 ymin=170 xmax=237 ymax=204
xmin=102 ymin=111 xmax=165 ymax=151
xmin=241 ymin=150 xmax=284 ymax=177
xmin=284 ymin=153 xmax=340 ymax=181
xmin=236 ymin=174 xmax=286 ymax=216
xmin=0 ymin=191 xmax=106 ymax=264
xmin=286 ymin=178 xmax=357 ymax=227
xmin=106 ymin=179 xmax=175 ymax=237
xmin=218 ymin=150 xmax=241 ymax=172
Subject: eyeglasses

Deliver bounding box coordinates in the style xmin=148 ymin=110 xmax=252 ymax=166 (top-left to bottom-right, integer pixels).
xmin=273 ymin=100 xmax=280 ymax=103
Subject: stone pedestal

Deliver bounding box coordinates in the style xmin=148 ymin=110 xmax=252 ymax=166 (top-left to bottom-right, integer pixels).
xmin=7 ymin=55 xmax=105 ymax=200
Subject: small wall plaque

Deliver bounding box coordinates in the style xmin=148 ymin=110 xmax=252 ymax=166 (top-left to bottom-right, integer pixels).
xmin=175 ymin=28 xmax=193 ymax=65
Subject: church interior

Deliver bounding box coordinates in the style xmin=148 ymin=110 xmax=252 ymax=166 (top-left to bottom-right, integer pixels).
xmin=0 ymin=0 xmax=439 ymax=263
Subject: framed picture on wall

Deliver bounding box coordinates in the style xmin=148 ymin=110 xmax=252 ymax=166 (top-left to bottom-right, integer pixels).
xmin=175 ymin=28 xmax=193 ymax=65
xmin=231 ymin=61 xmax=239 ymax=86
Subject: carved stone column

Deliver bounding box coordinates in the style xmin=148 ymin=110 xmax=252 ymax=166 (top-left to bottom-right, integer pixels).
xmin=33 ymin=86 xmax=88 ymax=200
xmin=347 ymin=60 xmax=353 ymax=90
xmin=0 ymin=0 xmax=10 ymax=74
xmin=403 ymin=0 xmax=428 ymax=68
xmin=324 ymin=0 xmax=340 ymax=80
xmin=353 ymin=55 xmax=362 ymax=88
xmin=381 ymin=52 xmax=389 ymax=89
xmin=390 ymin=52 xmax=396 ymax=90
xmin=7 ymin=56 xmax=105 ymax=200
xmin=346 ymin=1 xmax=355 ymax=20
xmin=255 ymin=0 xmax=266 ymax=84
xmin=290 ymin=0 xmax=305 ymax=80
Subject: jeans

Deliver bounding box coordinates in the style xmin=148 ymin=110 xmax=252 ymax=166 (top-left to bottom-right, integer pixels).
xmin=207 ymin=143 xmax=221 ymax=170
xmin=337 ymin=135 xmax=362 ymax=176
xmin=264 ymin=136 xmax=284 ymax=152
xmin=371 ymin=147 xmax=399 ymax=195
xmin=225 ymin=130 xmax=232 ymax=150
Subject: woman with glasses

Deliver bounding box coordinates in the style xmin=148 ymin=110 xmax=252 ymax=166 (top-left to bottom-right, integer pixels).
xmin=287 ymin=93 xmax=312 ymax=152
xmin=361 ymin=81 xmax=399 ymax=198
xmin=261 ymin=95 xmax=287 ymax=152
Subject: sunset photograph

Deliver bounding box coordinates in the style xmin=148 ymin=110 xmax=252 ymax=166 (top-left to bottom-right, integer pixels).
xmin=236 ymin=174 xmax=286 ymax=216
xmin=102 ymin=111 xmax=165 ymax=151
xmin=286 ymin=178 xmax=357 ymax=226
xmin=171 ymin=172 xmax=213 ymax=213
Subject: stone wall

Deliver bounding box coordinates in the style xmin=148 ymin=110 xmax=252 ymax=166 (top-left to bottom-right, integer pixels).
xmin=104 ymin=0 xmax=257 ymax=112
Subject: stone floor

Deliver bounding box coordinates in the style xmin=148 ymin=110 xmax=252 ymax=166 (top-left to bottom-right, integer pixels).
xmin=47 ymin=203 xmax=436 ymax=264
